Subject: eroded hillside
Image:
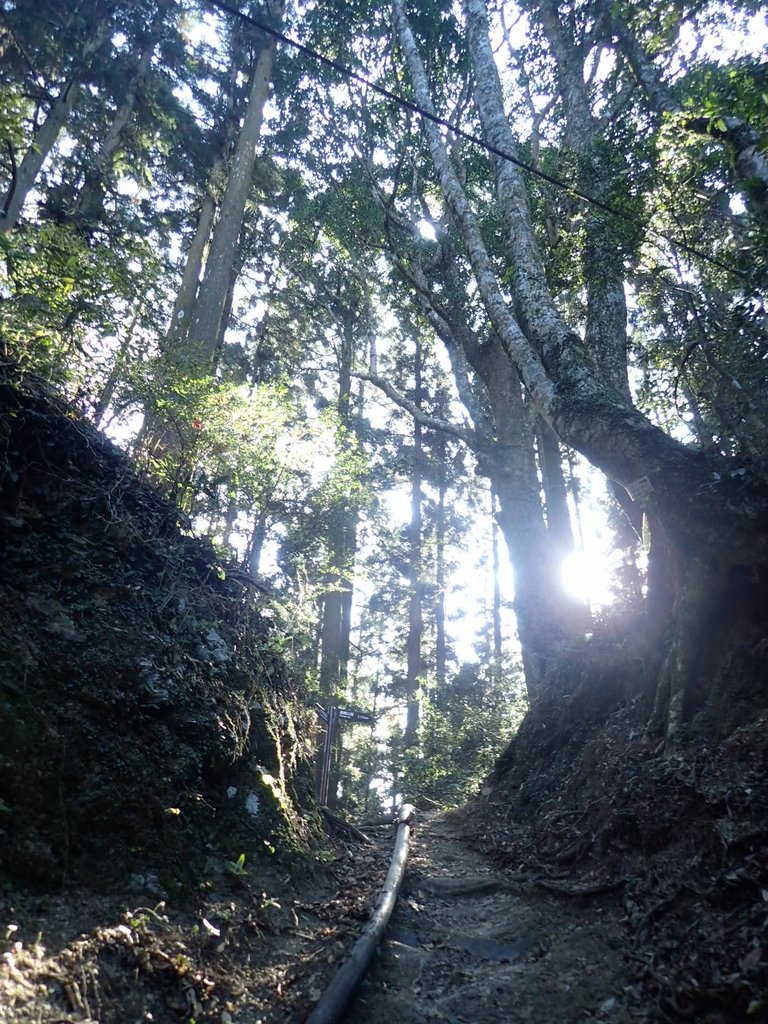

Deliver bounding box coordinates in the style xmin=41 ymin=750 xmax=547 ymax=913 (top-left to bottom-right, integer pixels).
xmin=0 ymin=361 xmax=316 ymax=889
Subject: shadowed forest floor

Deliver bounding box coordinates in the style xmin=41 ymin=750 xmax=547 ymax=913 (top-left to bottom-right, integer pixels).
xmin=1 ymin=813 xmax=645 ymax=1024
xmin=2 ymin=747 xmax=768 ymax=1023
xmin=0 ymin=832 xmax=387 ymax=1023
xmin=5 ymin=719 xmax=768 ymax=1024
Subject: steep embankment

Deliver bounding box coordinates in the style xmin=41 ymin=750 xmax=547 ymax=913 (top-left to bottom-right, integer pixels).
xmin=0 ymin=361 xmax=316 ymax=888
xmin=460 ymin=684 xmax=768 ymax=1021
xmin=0 ymin=362 xmax=384 ymax=1023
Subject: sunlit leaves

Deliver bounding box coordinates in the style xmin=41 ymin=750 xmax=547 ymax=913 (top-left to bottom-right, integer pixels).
xmin=0 ymin=223 xmax=167 ymax=399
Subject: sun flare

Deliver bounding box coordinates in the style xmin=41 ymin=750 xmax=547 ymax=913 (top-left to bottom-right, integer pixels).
xmin=561 ymin=550 xmax=616 ymax=608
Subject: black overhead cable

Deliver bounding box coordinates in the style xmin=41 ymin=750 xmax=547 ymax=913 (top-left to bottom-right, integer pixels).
xmin=203 ymin=0 xmax=748 ymax=280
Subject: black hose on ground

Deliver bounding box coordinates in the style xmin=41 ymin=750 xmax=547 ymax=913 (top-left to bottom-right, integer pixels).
xmin=306 ymin=803 xmax=415 ymax=1024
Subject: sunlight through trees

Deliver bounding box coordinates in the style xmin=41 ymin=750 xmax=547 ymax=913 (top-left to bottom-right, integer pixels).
xmin=2 ymin=0 xmax=767 ymax=806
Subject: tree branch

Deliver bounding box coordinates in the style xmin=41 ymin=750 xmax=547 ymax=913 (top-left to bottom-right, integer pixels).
xmin=361 ymin=166 xmax=500 ymax=445
xmin=352 ymin=368 xmax=479 ymax=449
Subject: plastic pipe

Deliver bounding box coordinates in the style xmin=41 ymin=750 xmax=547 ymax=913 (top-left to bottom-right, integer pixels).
xmin=306 ymin=803 xmax=415 ymax=1024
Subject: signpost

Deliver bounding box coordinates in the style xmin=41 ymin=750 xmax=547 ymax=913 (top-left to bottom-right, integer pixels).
xmin=315 ymin=703 xmax=375 ymax=806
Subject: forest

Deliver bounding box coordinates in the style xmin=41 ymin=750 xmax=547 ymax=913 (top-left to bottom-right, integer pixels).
xmin=1 ymin=0 xmax=767 ymax=1020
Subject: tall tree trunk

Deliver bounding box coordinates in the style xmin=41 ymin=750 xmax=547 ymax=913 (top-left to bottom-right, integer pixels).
xmin=214 ymin=263 xmax=238 ymax=364
xmin=393 ymin=0 xmax=768 ymax=733
xmin=404 ymin=337 xmax=424 ymax=748
xmin=139 ymin=55 xmax=239 ymax=473
xmin=72 ymin=26 xmax=157 ymax=227
xmin=316 ymin=309 xmax=360 ymax=806
xmin=531 ymin=0 xmax=631 ymax=402
xmin=247 ymin=510 xmax=268 ymax=576
xmin=402 ymin=231 xmax=576 ymax=697
xmin=318 ymin=310 xmax=357 ymax=693
xmin=490 ymin=487 xmax=503 ymax=683
xmin=536 ymin=417 xmax=575 ymax=560
xmin=479 ymin=343 xmax=563 ymax=697
xmin=166 ymin=154 xmax=227 ymax=353
xmin=187 ymin=3 xmax=284 ymax=365
xmin=93 ymin=304 xmax=142 ymax=427
xmin=434 ymin=416 xmax=447 ymax=688
xmin=393 ymin=0 xmax=761 ymax=558
xmin=535 ymin=417 xmax=591 ymax=631
xmin=0 ymin=15 xmax=112 ymax=233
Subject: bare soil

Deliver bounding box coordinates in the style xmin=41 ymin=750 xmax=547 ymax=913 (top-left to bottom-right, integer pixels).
xmin=2 ymin=754 xmax=767 ymax=1024
xmin=349 ymin=812 xmax=642 ymax=1024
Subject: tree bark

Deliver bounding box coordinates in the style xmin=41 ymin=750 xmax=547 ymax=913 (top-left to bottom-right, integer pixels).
xmin=393 ymin=0 xmax=765 ymax=564
xmin=247 ymin=510 xmax=268 ymax=576
xmin=318 ymin=320 xmax=358 ymax=702
xmin=187 ymin=4 xmax=284 ymax=364
xmin=477 ymin=341 xmax=565 ymax=695
xmin=393 ymin=0 xmax=768 ymax=730
xmin=166 ymin=154 xmax=228 ymax=354
xmin=536 ymin=417 xmax=574 ymax=560
xmin=490 ymin=488 xmax=503 ymax=682
xmin=434 ymin=413 xmax=448 ymax=688
xmin=382 ymin=223 xmax=583 ymax=696
xmin=529 ymin=0 xmax=631 ymax=402
xmin=404 ymin=335 xmax=424 ymax=747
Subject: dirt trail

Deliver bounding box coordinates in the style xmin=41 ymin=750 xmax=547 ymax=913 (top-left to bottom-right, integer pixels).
xmin=0 ymin=810 xmax=652 ymax=1023
xmin=346 ymin=812 xmax=642 ymax=1024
